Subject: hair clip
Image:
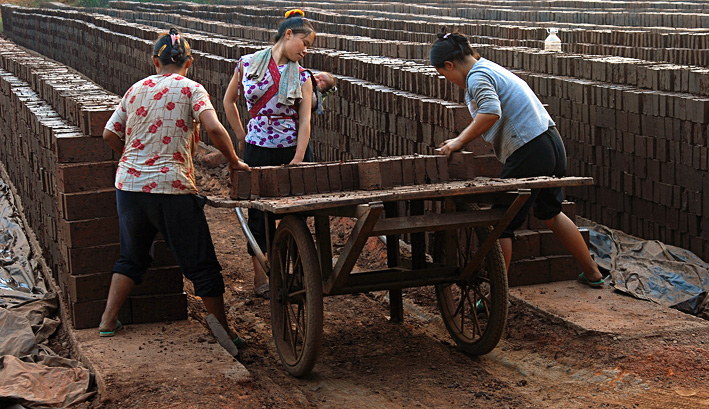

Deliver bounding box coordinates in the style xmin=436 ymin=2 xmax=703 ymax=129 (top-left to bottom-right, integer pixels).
xmin=322 ymin=85 xmax=338 ymax=97
xmin=157 ymin=44 xmax=167 ymax=57
xmin=170 ymin=33 xmax=180 ymax=46
xmin=285 ymin=8 xmax=305 ymax=18
xmin=443 ymin=33 xmax=451 ymax=39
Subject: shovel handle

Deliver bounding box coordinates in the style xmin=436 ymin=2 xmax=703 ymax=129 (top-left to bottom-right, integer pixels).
xmin=234 ymin=207 xmax=270 ymax=273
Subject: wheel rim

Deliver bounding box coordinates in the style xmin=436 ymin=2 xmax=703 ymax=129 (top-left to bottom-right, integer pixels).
xmin=439 ymin=227 xmax=495 ymax=344
xmin=272 ymin=230 xmax=309 ymax=365
xmin=435 ymin=206 xmax=508 ymax=354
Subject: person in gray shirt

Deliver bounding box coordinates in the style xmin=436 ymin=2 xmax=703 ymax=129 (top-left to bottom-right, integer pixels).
xmin=431 ymin=31 xmax=604 ymax=288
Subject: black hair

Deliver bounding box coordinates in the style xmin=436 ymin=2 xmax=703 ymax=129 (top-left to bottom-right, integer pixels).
xmin=274 ymin=9 xmax=315 ymax=43
xmin=429 ymin=30 xmax=480 ymax=68
xmin=153 ymin=28 xmax=191 ymax=67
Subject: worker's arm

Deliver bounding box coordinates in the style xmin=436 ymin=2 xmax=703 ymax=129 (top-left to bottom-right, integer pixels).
xmin=438 ymin=113 xmax=499 ymax=157
xmin=223 ymin=61 xmax=247 ymax=156
xmin=290 ymin=77 xmax=314 ymax=165
xmin=199 ymin=109 xmax=249 ymax=173
xmin=103 ymin=129 xmax=125 ymax=155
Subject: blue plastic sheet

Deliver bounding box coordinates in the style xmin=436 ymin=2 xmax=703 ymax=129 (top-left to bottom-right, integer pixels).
xmin=585 ymin=222 xmax=709 ymax=319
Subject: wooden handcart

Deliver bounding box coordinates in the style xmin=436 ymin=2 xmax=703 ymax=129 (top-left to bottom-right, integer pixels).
xmin=218 ymin=176 xmax=592 ymax=377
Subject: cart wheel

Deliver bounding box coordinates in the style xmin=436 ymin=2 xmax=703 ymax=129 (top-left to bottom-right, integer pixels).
xmin=435 ymin=203 xmax=508 ymax=355
xmin=269 ymin=215 xmax=323 ymax=377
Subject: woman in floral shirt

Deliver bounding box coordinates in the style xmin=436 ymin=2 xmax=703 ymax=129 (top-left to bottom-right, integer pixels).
xmin=99 ymin=28 xmax=250 ymax=352
xmin=223 ymin=9 xmax=316 ymax=298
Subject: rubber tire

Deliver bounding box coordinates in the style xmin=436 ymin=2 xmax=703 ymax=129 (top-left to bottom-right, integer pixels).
xmin=269 ymin=215 xmax=323 ymax=377
xmin=435 ymin=205 xmax=509 ymax=355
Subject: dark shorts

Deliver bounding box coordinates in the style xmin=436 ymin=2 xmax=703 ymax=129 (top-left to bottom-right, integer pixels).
xmin=498 ymin=126 xmax=567 ymax=238
xmin=243 ymin=143 xmax=313 ymax=256
xmin=113 ymin=189 xmax=224 ymax=297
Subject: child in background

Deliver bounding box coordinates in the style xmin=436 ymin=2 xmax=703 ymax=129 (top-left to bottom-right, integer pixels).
xmin=311 ymin=71 xmax=337 ymax=113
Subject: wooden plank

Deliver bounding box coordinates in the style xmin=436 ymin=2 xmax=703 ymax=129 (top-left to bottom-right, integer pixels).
xmin=323 ymin=202 xmax=384 ymax=295
xmin=371 ymin=208 xmax=507 ymax=236
xmin=239 ymin=177 xmax=593 ymax=214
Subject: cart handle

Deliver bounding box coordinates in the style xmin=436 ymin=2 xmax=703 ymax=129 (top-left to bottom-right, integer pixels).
xmin=234 ymin=207 xmax=270 ymax=273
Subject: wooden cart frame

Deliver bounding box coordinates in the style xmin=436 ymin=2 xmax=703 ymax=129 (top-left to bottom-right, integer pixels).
xmin=223 ymin=176 xmax=592 ymax=377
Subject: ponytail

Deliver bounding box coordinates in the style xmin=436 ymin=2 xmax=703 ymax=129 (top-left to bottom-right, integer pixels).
xmin=153 ymin=28 xmax=192 ymax=67
xmin=275 ymin=8 xmax=315 ymax=43
xmin=430 ymin=29 xmax=480 ymax=68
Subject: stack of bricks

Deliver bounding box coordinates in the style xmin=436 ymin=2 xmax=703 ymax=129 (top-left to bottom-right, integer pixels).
xmin=0 ymin=37 xmax=184 ymax=329
xmin=229 ymin=152 xmax=501 ymax=199
xmin=2 ymin=0 xmax=708 ymax=264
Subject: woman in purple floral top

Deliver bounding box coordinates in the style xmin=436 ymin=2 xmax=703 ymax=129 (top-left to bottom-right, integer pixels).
xmin=223 ymin=9 xmax=315 ymax=298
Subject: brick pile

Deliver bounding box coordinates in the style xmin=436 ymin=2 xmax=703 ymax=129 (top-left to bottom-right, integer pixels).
xmin=0 ymin=37 xmax=184 ymax=329
xmin=1 ymin=0 xmax=706 ymax=276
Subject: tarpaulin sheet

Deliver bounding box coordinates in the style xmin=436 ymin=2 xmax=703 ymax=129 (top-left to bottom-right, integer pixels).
xmin=582 ymin=219 xmax=709 ymax=320
xmin=0 ymin=179 xmax=44 ymax=308
xmin=0 ymin=177 xmax=96 ymax=407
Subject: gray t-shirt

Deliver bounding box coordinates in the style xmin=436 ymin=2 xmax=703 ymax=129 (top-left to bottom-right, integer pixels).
xmin=465 ymin=58 xmax=555 ymax=163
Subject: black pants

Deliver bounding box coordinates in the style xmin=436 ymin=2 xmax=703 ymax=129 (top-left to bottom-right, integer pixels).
xmin=113 ymin=189 xmax=224 ymax=297
xmin=497 ymin=127 xmax=567 ymax=238
xmin=244 ymin=143 xmax=313 ymax=255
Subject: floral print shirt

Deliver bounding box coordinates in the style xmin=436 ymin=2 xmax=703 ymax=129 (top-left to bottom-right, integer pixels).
xmin=105 ymin=74 xmax=214 ymax=194
xmin=239 ymin=53 xmax=311 ymax=148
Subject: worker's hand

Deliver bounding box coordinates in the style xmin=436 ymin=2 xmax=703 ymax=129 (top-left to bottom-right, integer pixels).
xmin=289 ymin=155 xmax=305 ymax=166
xmin=229 ymin=159 xmax=250 ymax=173
xmin=438 ymin=137 xmax=465 ymax=158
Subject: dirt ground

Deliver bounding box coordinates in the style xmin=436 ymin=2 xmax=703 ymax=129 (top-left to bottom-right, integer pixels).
xmin=46 ymin=151 xmax=709 ymax=409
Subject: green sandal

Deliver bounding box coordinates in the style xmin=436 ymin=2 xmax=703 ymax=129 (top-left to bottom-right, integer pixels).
xmin=233 ymin=334 xmax=247 ymax=348
xmin=99 ymin=320 xmax=123 ymax=337
xmin=578 ymin=273 xmax=604 ymax=288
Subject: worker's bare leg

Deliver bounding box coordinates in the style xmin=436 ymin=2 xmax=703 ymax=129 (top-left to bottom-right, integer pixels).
xmin=543 ymin=212 xmax=603 ymax=281
xmin=99 ymin=273 xmax=135 ymax=331
xmin=500 ymin=237 xmax=513 ymax=272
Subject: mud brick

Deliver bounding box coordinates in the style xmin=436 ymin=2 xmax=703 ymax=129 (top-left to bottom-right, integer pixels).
xmin=315 ymin=164 xmax=330 ymax=193
xmin=229 ymin=170 xmax=251 ymax=199
xmin=250 ymin=169 xmax=261 ymax=197
xmin=507 ymin=257 xmax=550 ymax=287
xmin=447 ymin=151 xmax=476 ymax=180
xmin=54 ymin=132 xmax=113 ymax=163
xmin=130 ymin=293 xmax=188 ymax=324
xmin=85 ymin=108 xmax=114 ymax=137
xmin=70 ymin=298 xmax=132 ymax=329
xmin=65 ymin=266 xmax=183 ymax=303
xmin=389 ymin=158 xmax=403 ymax=186
xmin=60 ymin=189 xmax=116 ymax=220
xmin=472 ymin=154 xmax=502 ymax=177
xmin=60 ymin=216 xmax=119 ymax=248
xmin=62 ymin=240 xmax=175 ymax=276
xmin=326 ymin=163 xmax=342 ymax=192
xmin=512 ymin=230 xmax=541 ymax=261
xmin=436 ymin=155 xmax=449 ymax=182
xmin=401 ymin=157 xmax=416 ymax=185
xmin=276 ymin=166 xmax=290 ymax=196
xmin=288 ymin=166 xmax=305 ymax=196
xmin=56 ymin=161 xmax=116 ymax=193
xmin=258 ymin=167 xmax=280 ymax=197
xmin=358 ymin=160 xmax=384 ymax=190
xmin=423 ymin=156 xmax=439 ymax=183
xmin=413 ymin=157 xmax=427 ymax=184
xmin=340 ymin=162 xmax=357 ymax=191
xmin=302 ymin=165 xmax=319 ymax=194
xmin=548 ymin=255 xmax=583 ymax=282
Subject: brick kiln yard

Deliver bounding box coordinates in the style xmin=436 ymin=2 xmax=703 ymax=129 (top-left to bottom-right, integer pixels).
xmin=1 ymin=0 xmax=708 ymax=407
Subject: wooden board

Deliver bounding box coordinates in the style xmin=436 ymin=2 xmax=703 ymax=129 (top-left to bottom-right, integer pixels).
xmin=213 ymin=176 xmax=593 ymax=214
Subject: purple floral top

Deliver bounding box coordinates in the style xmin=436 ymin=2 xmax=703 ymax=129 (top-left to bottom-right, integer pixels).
xmin=239 ymin=53 xmax=311 ymax=148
